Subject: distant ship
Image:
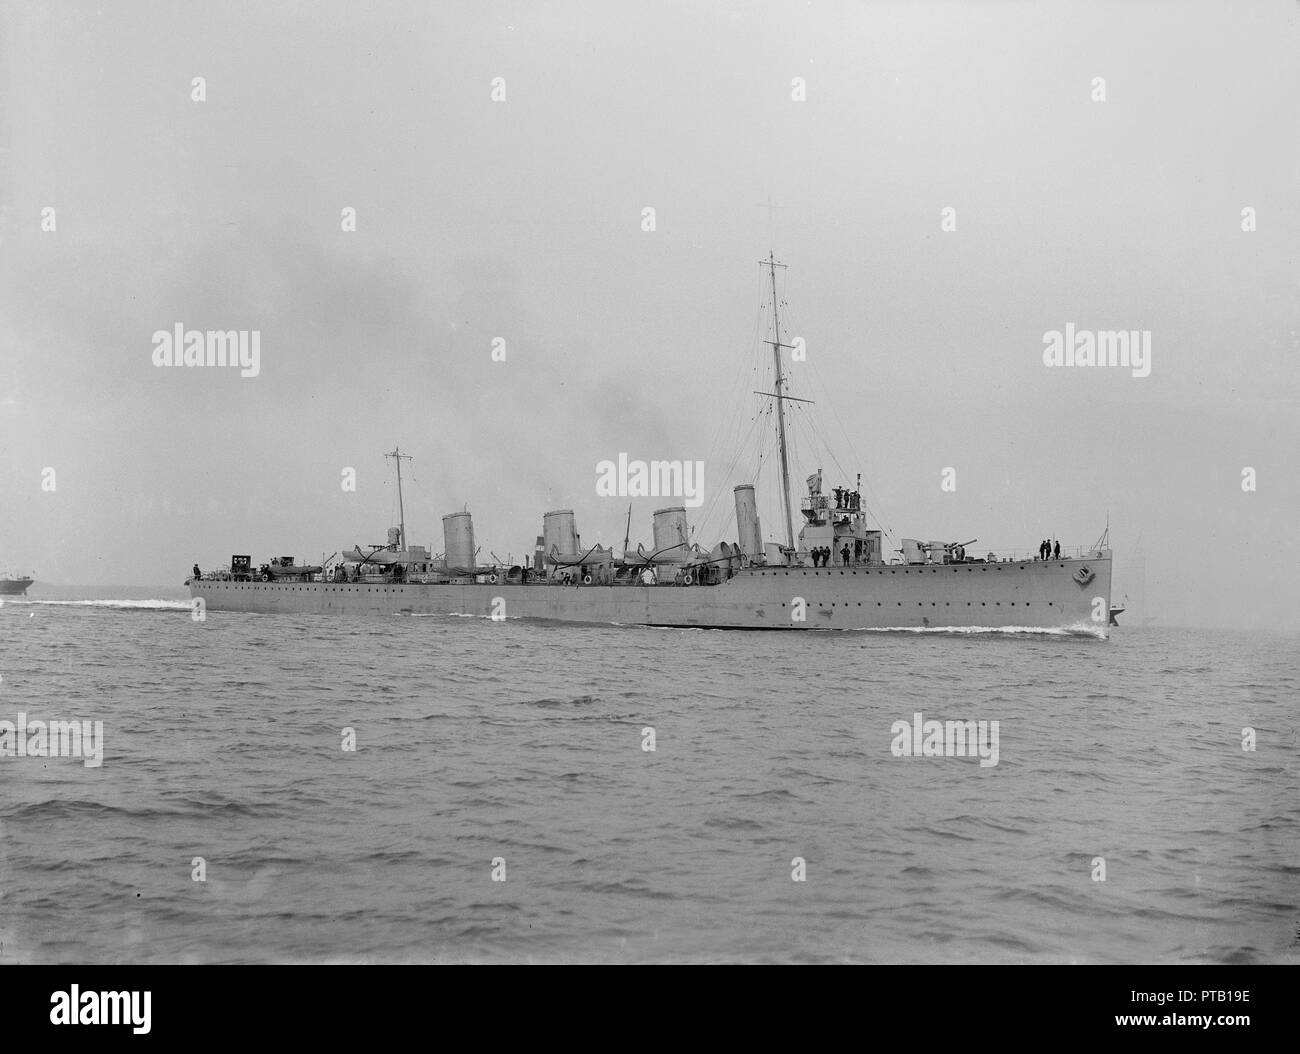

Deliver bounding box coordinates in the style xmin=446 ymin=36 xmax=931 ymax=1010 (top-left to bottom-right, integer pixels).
xmin=0 ymin=574 xmax=33 ymax=597
xmin=190 ymin=254 xmax=1113 ymax=634
xmin=1109 ymin=596 xmax=1127 ymax=626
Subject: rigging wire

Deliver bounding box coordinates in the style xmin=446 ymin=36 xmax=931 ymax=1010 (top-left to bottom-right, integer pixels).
xmin=697 ymin=258 xmax=902 ymax=551
xmin=778 ymin=288 xmax=897 ymax=541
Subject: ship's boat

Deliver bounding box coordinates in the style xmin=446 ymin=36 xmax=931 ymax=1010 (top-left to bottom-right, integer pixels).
xmin=0 ymin=575 xmax=34 ymax=597
xmin=620 ymin=540 xmax=705 ymax=566
xmin=1108 ymin=595 xmax=1127 ymax=626
xmin=548 ymin=544 xmax=615 ymax=567
xmin=343 ymin=548 xmax=400 ymax=566
xmin=262 ymin=563 xmax=323 ymax=580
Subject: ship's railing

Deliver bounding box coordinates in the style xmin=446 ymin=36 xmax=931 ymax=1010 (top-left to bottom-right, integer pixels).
xmin=977 ymin=544 xmax=1106 ymax=563
xmin=888 ymin=544 xmax=1107 ymax=566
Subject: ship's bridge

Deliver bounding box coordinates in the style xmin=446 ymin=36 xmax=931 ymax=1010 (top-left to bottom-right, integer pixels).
xmin=797 ymin=474 xmax=882 ymax=566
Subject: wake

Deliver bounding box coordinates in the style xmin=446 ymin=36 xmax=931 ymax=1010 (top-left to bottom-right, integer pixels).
xmin=0 ymin=598 xmax=192 ymax=611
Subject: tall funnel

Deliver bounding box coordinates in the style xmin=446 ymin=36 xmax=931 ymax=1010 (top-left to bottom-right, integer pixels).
xmin=733 ymin=484 xmax=762 ymax=558
xmin=542 ymin=509 xmax=579 ymax=565
xmin=652 ymin=506 xmax=689 ymax=562
xmin=442 ymin=511 xmax=475 ymax=572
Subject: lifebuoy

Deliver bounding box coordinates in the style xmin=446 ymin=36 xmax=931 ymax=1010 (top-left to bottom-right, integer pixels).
xmin=682 ymin=573 xmax=693 ymax=585
xmin=582 ymin=574 xmax=592 ymax=585
xmin=488 ymin=573 xmax=498 ymax=584
xmin=260 ymin=572 xmax=270 ymax=582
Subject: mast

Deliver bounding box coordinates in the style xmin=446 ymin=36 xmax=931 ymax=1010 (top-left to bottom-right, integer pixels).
xmin=385 ymin=447 xmax=412 ymax=552
xmin=762 ymin=252 xmax=795 ymax=551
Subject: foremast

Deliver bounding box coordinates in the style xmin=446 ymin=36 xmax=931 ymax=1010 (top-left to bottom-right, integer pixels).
xmin=385 ymin=446 xmax=412 ymax=563
xmin=761 ymin=252 xmax=796 ymax=551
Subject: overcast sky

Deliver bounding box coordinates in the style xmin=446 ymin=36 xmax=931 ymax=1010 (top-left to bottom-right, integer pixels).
xmin=1 ymin=0 xmax=1296 ymax=631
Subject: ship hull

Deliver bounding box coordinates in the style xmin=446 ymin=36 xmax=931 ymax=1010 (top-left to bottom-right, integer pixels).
xmin=0 ymin=578 xmax=33 ymax=596
xmin=189 ymin=556 xmax=1112 ymax=634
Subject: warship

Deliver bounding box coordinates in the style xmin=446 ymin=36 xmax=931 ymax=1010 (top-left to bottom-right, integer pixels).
xmin=189 ymin=255 xmax=1113 ymax=634
xmin=1 ymin=573 xmax=34 ymax=597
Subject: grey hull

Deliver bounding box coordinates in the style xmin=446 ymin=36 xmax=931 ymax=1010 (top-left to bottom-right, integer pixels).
xmin=190 ymin=555 xmax=1113 ymax=634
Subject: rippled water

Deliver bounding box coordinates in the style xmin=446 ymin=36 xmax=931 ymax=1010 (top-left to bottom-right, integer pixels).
xmin=1 ymin=588 xmax=1296 ymax=963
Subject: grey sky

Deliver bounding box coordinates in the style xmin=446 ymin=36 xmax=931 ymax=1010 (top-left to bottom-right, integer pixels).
xmin=1 ymin=0 xmax=1296 ymax=630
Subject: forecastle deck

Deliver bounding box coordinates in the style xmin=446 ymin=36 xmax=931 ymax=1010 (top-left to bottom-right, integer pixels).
xmin=190 ymin=554 xmax=1112 ymax=634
